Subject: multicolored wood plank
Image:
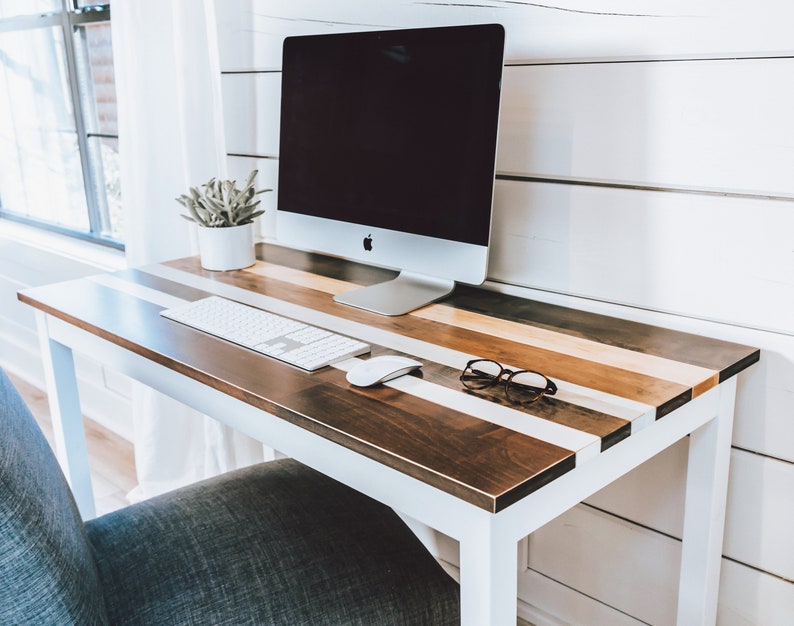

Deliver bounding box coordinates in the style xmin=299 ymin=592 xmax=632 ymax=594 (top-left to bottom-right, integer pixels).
xmin=19 ymin=244 xmax=759 ymax=512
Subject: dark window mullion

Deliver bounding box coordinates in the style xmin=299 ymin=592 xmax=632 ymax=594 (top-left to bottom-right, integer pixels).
xmin=71 ymin=4 xmax=110 ymax=25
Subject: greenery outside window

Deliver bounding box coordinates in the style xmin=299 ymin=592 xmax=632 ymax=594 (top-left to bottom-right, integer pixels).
xmin=0 ymin=1 xmax=121 ymax=248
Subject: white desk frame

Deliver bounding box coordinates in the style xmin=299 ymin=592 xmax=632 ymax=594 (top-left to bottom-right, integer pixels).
xmin=35 ymin=309 xmax=737 ymax=625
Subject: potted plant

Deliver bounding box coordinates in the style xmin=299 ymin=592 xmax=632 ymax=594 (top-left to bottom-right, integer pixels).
xmin=176 ymin=169 xmax=271 ymax=271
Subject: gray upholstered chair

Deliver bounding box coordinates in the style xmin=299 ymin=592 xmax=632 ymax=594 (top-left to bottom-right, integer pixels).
xmin=0 ymin=369 xmax=460 ymax=625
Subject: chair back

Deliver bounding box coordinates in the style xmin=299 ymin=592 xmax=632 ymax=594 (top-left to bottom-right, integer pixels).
xmin=0 ymin=369 xmax=108 ymax=625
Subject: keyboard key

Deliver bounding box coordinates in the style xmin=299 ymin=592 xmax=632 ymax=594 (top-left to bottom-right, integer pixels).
xmin=161 ymin=296 xmax=370 ymax=371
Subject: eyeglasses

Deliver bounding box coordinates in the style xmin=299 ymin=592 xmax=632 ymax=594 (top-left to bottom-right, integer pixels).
xmin=460 ymin=359 xmax=557 ymax=405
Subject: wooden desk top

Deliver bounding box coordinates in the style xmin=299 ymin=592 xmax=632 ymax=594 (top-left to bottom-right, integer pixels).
xmin=19 ymin=244 xmax=759 ymax=513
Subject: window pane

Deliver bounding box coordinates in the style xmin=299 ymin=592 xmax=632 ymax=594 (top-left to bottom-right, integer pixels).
xmin=74 ymin=20 xmax=120 ymax=241
xmin=0 ymin=26 xmax=90 ymax=231
xmin=87 ymin=134 xmax=121 ymax=239
xmin=0 ymin=1 xmax=61 ymax=19
xmin=74 ymin=21 xmax=116 ymax=135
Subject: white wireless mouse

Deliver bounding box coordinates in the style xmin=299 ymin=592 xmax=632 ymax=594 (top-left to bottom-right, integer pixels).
xmin=346 ymin=355 xmax=423 ymax=387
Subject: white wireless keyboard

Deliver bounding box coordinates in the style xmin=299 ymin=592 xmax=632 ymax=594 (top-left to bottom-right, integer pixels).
xmin=160 ymin=296 xmax=370 ymax=371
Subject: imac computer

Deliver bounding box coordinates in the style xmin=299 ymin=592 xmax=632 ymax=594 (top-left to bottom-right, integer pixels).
xmin=277 ymin=24 xmax=505 ymax=315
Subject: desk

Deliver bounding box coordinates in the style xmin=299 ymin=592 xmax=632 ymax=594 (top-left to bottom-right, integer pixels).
xmin=19 ymin=244 xmax=759 ymax=625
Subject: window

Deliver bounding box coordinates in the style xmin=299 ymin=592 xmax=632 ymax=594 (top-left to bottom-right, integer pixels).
xmin=0 ymin=1 xmax=121 ymax=248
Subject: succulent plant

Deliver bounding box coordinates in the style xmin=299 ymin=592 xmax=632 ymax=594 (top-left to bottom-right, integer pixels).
xmin=176 ymin=169 xmax=271 ymax=228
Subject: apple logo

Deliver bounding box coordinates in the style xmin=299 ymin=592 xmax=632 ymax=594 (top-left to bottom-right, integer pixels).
xmin=363 ymin=234 xmax=373 ymax=251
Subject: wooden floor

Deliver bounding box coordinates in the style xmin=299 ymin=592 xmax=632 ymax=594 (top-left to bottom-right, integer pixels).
xmin=10 ymin=372 xmax=137 ymax=517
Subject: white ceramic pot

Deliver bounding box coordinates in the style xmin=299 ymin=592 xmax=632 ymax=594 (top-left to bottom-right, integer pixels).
xmin=196 ymin=223 xmax=256 ymax=271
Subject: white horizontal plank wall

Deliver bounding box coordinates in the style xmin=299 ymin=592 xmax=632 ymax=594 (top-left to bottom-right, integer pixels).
xmin=491 ymin=180 xmax=794 ymax=334
xmin=215 ymin=1 xmax=794 ymax=623
xmin=222 ymin=70 xmax=794 ymax=333
xmin=226 ymin=156 xmax=279 ymax=241
xmin=498 ymin=60 xmax=794 ymax=197
xmin=216 ymin=0 xmax=794 ymax=69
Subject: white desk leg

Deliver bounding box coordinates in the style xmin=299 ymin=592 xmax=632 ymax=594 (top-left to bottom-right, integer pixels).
xmin=677 ymin=377 xmax=737 ymax=625
xmin=35 ymin=312 xmax=96 ymax=520
xmin=459 ymin=518 xmax=517 ymax=626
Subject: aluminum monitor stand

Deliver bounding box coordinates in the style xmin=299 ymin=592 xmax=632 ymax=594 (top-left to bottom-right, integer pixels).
xmin=334 ymin=271 xmax=455 ymax=316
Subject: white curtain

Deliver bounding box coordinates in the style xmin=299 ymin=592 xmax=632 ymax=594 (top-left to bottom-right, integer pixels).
xmin=112 ymin=0 xmax=264 ymax=500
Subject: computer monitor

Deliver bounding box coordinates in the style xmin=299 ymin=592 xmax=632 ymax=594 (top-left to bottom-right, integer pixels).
xmin=277 ymin=23 xmax=505 ymax=315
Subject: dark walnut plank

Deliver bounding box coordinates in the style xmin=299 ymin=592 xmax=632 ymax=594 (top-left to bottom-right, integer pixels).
xmin=253 ymin=244 xmax=760 ymax=379
xmin=414 ymin=360 xmax=631 ymax=449
xmin=448 ymin=285 xmax=760 ymax=380
xmin=19 ymin=250 xmax=761 ymax=513
xmin=165 ymin=255 xmax=692 ymax=415
xmin=144 ymin=261 xmax=635 ymax=446
xmin=19 ymin=279 xmax=575 ymax=512
xmin=279 ymin=378 xmax=576 ymax=512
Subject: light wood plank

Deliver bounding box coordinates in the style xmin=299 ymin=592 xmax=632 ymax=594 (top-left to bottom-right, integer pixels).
xmin=16 ymin=247 xmax=762 ymax=623
xmin=169 ymin=257 xmax=693 ymax=414
xmin=22 ymin=250 xmax=757 ymax=514
xmin=248 ymin=261 xmax=718 ymax=391
xmin=20 ymin=278 xmax=581 ymax=512
xmin=415 ymin=305 xmax=717 ymax=392
xmin=477 ymin=276 xmax=794 ymax=466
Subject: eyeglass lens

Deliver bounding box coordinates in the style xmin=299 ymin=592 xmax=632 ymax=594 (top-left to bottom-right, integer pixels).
xmin=460 ymin=359 xmax=554 ymax=404
xmin=505 ymin=370 xmax=550 ymax=403
xmin=460 ymin=359 xmax=504 ymax=389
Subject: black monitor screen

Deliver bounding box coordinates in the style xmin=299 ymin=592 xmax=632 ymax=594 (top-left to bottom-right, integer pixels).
xmin=278 ymin=24 xmax=505 ymax=247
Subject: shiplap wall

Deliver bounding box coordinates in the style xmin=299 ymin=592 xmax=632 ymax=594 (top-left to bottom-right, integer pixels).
xmin=216 ymin=1 xmax=794 ymax=624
